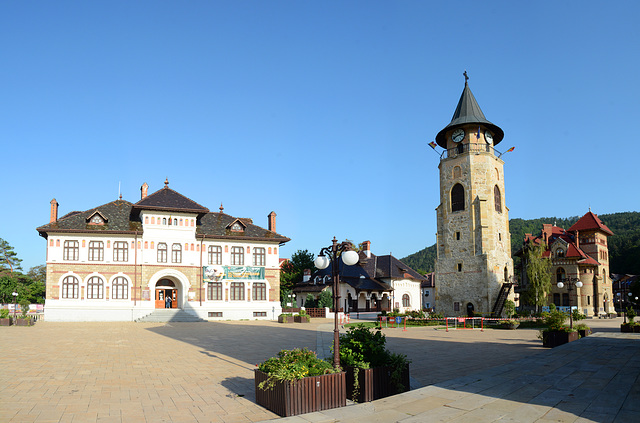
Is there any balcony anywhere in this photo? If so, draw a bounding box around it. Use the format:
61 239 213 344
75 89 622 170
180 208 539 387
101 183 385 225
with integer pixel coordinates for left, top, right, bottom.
441 142 497 160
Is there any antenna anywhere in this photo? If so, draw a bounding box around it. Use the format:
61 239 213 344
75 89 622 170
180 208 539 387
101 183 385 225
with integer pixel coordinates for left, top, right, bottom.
118 181 121 199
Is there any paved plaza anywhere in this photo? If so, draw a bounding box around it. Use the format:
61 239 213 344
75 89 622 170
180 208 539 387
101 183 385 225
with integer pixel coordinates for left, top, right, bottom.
0 318 636 423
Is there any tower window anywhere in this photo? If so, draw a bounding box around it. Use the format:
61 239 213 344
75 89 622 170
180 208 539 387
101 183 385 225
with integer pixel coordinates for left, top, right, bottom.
457 263 463 272
451 184 465 212
494 185 502 213
456 232 461 240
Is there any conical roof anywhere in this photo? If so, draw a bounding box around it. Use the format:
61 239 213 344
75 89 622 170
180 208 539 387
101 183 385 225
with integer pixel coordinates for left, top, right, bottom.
435 81 504 148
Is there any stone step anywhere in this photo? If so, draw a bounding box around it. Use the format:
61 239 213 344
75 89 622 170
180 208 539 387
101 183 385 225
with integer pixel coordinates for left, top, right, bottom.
136 309 207 323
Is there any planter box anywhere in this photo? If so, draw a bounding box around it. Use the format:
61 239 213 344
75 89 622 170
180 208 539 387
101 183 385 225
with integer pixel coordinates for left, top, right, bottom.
294 315 310 323
0 318 12 326
634 325 640 333
499 322 520 330
345 364 410 402
255 369 346 417
542 331 579 348
15 318 32 326
621 324 633 333
278 316 295 324
578 328 591 338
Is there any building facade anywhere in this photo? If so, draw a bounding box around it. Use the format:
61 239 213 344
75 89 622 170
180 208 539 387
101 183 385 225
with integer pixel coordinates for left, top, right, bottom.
37 180 289 321
518 211 614 317
293 241 424 314
434 77 515 317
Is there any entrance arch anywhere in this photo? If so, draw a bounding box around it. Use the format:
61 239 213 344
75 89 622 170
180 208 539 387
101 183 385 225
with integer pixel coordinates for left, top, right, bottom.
148 269 191 310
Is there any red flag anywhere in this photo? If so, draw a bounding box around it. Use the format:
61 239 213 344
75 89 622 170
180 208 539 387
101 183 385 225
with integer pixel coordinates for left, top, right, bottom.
506 146 515 153
428 141 437 149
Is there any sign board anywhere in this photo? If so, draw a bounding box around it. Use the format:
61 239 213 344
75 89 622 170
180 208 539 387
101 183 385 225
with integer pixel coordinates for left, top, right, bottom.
204 266 265 281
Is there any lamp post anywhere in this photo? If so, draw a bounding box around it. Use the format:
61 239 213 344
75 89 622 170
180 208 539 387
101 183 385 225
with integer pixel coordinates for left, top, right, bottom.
557 277 582 329
315 237 359 370
12 291 18 319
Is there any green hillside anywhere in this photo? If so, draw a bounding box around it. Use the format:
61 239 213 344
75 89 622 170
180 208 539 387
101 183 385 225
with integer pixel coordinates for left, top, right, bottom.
401 212 640 275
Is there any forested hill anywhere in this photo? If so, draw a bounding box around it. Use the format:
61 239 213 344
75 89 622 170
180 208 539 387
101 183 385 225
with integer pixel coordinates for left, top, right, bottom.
401 211 640 275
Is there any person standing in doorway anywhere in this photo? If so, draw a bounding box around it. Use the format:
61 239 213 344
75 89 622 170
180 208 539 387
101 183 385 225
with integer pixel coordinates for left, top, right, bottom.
165 293 172 309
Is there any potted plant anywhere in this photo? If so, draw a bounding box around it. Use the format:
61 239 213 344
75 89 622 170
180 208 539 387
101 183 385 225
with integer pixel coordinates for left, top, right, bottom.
277 313 295 324
255 348 345 417
575 323 592 338
0 308 11 326
539 304 578 348
338 324 410 402
294 309 310 323
15 300 33 326
621 307 638 333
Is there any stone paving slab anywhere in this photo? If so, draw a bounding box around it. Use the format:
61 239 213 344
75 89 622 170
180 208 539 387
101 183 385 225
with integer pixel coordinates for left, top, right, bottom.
0 317 633 422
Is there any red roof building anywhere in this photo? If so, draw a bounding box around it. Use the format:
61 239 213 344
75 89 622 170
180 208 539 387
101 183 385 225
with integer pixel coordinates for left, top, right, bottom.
517 210 614 317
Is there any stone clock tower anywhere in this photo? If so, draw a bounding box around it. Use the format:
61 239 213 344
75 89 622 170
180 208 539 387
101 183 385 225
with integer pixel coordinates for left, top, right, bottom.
434 75 514 317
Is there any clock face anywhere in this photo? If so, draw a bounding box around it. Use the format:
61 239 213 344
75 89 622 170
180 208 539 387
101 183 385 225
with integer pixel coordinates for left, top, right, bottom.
452 128 465 143
484 130 493 144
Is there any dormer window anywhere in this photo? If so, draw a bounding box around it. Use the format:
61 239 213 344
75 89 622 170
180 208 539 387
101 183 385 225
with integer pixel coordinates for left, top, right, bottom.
227 219 247 233
87 211 107 225
556 248 565 258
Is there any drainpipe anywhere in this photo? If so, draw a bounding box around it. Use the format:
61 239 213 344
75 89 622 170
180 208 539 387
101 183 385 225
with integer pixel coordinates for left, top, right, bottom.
134 231 138 306
200 235 204 306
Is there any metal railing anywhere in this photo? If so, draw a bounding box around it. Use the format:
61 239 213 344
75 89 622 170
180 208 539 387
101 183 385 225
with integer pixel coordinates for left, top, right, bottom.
442 142 497 160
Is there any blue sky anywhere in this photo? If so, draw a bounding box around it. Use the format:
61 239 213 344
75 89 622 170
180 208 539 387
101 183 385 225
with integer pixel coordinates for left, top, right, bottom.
2 1 639 271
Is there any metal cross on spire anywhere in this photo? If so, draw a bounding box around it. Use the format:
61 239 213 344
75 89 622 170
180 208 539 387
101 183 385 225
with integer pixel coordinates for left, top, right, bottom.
463 70 469 84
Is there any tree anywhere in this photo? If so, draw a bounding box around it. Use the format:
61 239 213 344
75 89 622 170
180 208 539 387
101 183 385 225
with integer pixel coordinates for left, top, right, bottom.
318 289 333 308
521 240 552 313
0 238 22 273
280 249 316 294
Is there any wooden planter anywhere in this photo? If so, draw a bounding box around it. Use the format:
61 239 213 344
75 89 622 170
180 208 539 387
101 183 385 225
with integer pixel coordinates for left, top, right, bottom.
0 318 12 326
634 325 640 333
278 316 295 324
15 318 32 326
578 328 591 338
345 364 410 402
294 315 310 323
255 369 346 417
499 322 519 330
621 324 633 333
542 330 579 348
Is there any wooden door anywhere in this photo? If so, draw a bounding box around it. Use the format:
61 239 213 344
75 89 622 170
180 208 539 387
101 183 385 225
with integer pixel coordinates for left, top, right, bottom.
155 289 165 309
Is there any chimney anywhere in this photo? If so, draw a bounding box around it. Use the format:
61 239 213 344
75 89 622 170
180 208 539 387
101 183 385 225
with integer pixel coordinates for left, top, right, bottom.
362 240 371 258
50 198 59 223
141 183 149 200
575 230 579 249
268 211 276 233
303 269 311 283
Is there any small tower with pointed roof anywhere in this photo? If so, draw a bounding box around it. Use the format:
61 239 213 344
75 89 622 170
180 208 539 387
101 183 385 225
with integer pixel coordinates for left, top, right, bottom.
434 75 514 317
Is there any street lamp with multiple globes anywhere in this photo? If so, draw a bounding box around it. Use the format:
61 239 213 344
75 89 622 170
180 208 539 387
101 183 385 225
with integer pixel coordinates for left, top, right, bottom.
314 237 360 370
557 277 582 329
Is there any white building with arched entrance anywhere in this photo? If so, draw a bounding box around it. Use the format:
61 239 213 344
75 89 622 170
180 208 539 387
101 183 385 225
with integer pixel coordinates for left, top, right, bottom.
37 179 290 321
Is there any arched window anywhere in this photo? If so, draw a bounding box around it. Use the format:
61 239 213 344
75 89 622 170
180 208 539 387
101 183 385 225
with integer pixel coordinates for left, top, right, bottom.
451 184 465 212
504 266 509 282
208 245 222 265
172 243 182 263
556 267 566 283
494 185 502 213
112 276 128 300
556 248 564 258
253 283 266 301
230 282 245 301
157 243 167 263
61 275 79 299
162 218 167 225
402 294 410 307
86 276 104 299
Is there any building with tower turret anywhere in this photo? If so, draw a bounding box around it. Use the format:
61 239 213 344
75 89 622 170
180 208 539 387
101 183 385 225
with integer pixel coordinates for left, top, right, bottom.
517 210 614 317
434 75 514 317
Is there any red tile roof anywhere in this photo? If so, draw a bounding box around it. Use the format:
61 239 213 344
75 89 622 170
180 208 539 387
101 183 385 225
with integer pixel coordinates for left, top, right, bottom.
569 211 614 236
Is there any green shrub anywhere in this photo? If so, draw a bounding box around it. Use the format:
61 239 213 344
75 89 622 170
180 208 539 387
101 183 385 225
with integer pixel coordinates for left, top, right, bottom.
19 299 30 318
572 309 586 321
257 348 335 390
318 290 333 308
627 307 637 323
503 300 515 318
0 309 9 318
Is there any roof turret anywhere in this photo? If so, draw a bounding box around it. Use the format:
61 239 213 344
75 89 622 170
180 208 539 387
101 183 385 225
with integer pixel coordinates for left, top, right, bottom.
435 73 504 148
